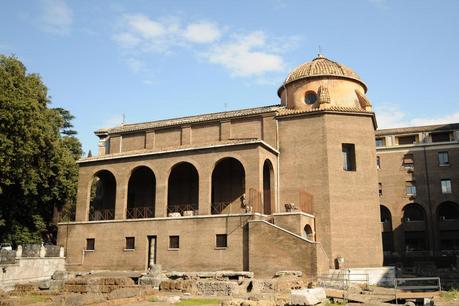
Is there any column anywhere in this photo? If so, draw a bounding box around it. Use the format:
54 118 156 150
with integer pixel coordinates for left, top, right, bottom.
198 172 212 215
155 171 168 217
114 174 128 220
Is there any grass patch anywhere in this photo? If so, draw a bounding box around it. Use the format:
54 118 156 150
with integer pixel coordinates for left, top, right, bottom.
175 298 221 305
440 289 459 301
148 296 161 302
325 300 347 306
18 294 51 304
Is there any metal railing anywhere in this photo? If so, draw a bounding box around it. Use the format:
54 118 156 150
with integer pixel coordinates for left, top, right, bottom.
126 207 154 219
167 204 198 216
394 277 441 304
211 202 231 214
89 209 114 221
317 272 369 291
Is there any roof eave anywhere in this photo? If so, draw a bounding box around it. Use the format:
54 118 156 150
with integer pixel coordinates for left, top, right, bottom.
277 75 368 97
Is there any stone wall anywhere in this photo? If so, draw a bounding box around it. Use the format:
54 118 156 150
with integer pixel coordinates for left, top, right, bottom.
248 220 324 278
0 257 65 290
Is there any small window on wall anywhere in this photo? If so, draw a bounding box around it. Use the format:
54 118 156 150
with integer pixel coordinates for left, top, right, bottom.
86 238 95 251
441 179 452 194
169 236 179 249
438 152 449 166
216 234 228 248
397 135 417 145
406 181 416 196
431 131 451 143
379 183 383 196
376 156 381 169
402 154 414 170
375 138 385 147
304 91 317 105
342 144 356 171
125 237 135 250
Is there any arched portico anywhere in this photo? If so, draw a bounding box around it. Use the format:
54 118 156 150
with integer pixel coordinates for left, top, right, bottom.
402 203 427 253
167 162 199 215
211 157 245 214
263 160 275 215
89 170 116 221
380 205 394 253
437 201 459 252
127 166 156 219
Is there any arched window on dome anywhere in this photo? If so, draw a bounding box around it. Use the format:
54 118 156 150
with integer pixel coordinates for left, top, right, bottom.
304 91 317 105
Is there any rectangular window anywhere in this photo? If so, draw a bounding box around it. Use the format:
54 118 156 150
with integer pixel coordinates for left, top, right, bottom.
376 156 381 169
375 137 385 147
406 181 416 196
216 234 228 248
342 144 356 171
397 135 417 145
169 236 179 249
378 183 383 196
125 237 135 250
402 154 414 171
86 238 95 251
431 131 451 143
441 179 452 194
438 151 449 166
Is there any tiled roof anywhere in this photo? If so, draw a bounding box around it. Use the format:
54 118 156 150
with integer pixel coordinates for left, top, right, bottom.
276 106 372 117
97 105 283 134
95 104 375 136
376 123 459 136
78 138 276 163
281 55 367 93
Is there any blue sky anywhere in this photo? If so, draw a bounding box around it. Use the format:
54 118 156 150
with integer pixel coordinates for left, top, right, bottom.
1 0 458 155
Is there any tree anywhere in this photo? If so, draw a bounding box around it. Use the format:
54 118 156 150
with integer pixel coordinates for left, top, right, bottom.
0 55 81 244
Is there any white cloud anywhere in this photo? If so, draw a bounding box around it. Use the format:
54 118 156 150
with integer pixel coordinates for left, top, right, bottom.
126 57 144 72
113 32 141 48
101 114 124 128
206 31 285 77
113 15 291 79
183 22 221 43
124 14 165 39
375 103 459 129
410 113 459 126
114 14 183 53
39 0 73 35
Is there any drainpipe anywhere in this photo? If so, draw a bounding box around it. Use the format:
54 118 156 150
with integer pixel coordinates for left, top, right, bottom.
276 119 281 213
423 145 435 255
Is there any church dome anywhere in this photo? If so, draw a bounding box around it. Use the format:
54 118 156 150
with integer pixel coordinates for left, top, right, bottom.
280 55 367 95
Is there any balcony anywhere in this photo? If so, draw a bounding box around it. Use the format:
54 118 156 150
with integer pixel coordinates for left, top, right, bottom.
89 209 114 221
126 207 154 219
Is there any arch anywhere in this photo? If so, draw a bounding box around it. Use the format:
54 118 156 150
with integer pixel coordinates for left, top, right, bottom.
380 205 394 253
127 166 156 219
304 224 314 241
437 201 459 251
402 203 427 252
167 162 199 215
211 157 245 214
437 201 459 221
263 159 275 215
402 203 425 222
89 170 116 221
380 205 392 224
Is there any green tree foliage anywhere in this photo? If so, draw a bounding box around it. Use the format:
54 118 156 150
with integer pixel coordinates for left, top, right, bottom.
0 55 81 244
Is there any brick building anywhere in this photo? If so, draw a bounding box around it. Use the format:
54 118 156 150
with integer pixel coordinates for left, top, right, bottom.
57 55 384 277
376 124 459 267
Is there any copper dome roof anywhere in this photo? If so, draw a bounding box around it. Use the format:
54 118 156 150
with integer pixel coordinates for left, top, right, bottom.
280 55 367 94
